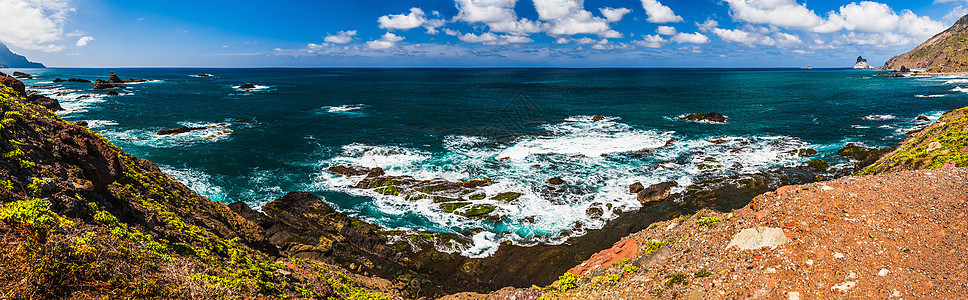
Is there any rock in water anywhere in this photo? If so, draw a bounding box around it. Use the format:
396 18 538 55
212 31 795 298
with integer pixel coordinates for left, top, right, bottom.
629 182 645 193
678 112 726 123
636 181 677 203
156 123 228 135
853 56 871 69
108 72 124 83
93 78 123 89
12 71 32 79
547 177 566 185
106 90 119 96
837 143 894 171
591 115 605 122
238 83 257 89
900 65 911 73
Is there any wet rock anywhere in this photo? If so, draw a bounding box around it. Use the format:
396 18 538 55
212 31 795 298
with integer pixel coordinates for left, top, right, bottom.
328 165 374 177
238 83 257 89
547 177 565 185
837 143 894 171
806 159 829 172
678 112 726 123
900 65 911 73
75 120 88 127
797 148 818 157
108 72 124 83
93 78 124 89
106 90 119 96
726 227 788 250
916 115 930 122
53 78 91 83
629 182 645 193
27 93 63 111
196 73 212 77
12 71 32 79
156 123 227 135
591 115 605 122
636 181 677 204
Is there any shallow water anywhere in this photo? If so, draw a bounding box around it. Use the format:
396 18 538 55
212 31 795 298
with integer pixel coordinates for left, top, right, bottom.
11 67 968 257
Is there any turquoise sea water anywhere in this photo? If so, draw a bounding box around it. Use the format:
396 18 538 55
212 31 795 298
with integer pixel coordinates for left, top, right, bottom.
11 68 968 256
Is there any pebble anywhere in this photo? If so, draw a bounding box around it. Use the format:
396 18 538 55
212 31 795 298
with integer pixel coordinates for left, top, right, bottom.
878 268 890 276
831 281 857 292
833 252 845 259
788 292 800 300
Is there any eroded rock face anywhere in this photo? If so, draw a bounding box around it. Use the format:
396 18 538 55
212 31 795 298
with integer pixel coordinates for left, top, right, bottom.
0 72 26 96
678 112 727 123
27 93 63 111
837 143 894 171
93 78 124 89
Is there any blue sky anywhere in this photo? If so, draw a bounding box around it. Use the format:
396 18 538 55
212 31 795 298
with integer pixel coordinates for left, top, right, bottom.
2 0 966 67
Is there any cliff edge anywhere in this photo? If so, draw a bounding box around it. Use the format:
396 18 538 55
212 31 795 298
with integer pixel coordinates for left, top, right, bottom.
883 14 968 72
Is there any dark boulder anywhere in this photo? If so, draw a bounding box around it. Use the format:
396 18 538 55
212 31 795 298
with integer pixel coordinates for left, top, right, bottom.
678 112 727 123
899 65 911 73
93 78 124 89
591 115 605 122
54 78 91 83
837 143 894 171
635 181 677 203
629 182 645 193
27 93 63 111
238 83 257 89
806 159 829 172
0 72 26 97
196 74 212 77
328 165 384 177
156 123 227 135
547 177 566 185
108 72 124 83
915 115 930 122
12 71 32 79
106 90 119 96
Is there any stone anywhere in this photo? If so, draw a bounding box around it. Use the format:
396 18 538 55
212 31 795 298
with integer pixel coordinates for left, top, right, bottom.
831 281 856 292
632 245 673 268
926 141 942 152
106 90 119 96
93 78 124 89
726 227 788 250
916 115 930 122
678 112 727 123
566 238 638 276
547 177 565 185
108 72 124 83
629 182 645 193
156 123 227 135
12 71 32 79
0 72 26 97
238 83 257 89
27 94 63 111
591 115 605 122
636 181 677 203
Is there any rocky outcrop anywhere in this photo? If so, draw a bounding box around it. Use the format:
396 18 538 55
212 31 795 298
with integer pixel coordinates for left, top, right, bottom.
0 72 26 97
837 143 894 172
238 83 257 89
156 123 228 135
678 112 726 123
860 106 968 174
853 56 871 69
106 90 119 96
108 72 124 83
26 93 63 111
629 181 677 203
53 78 92 83
12 71 32 79
92 78 124 89
883 14 968 73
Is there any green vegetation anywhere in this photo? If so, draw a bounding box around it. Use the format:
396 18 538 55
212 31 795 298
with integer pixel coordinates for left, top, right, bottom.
557 272 578 291
696 217 721 227
0 179 12 190
492 192 522 202
325 274 394 300
0 198 56 230
694 270 712 278
467 193 486 200
458 204 496 217
593 273 620 283
860 107 968 174
644 240 667 254
806 159 829 172
374 186 400 195
664 274 689 288
623 264 639 274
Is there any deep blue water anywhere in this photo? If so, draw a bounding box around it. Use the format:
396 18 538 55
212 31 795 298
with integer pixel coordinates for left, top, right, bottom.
10 68 968 256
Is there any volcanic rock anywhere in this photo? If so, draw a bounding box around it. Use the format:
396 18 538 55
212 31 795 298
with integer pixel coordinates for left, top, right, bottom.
93 78 124 89
0 72 26 97
27 93 63 111
238 83 257 89
678 112 727 123
636 181 677 203
12 71 32 79
156 123 228 135
106 90 119 96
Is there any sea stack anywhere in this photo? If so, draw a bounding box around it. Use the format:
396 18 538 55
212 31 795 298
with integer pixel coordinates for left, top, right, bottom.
853 56 871 69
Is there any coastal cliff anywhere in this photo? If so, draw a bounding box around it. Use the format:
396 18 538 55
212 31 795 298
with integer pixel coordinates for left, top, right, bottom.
0 42 44 69
883 14 968 72
0 76 396 298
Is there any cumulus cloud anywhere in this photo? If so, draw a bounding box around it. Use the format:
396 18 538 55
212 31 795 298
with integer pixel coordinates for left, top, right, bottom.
635 34 666 48
599 7 631 22
324 30 357 44
656 26 677 35
533 0 617 37
723 0 824 29
640 0 683 23
456 0 517 24
366 32 405 49
458 32 533 45
75 35 93 47
671 32 709 44
379 8 427 30
0 0 73 51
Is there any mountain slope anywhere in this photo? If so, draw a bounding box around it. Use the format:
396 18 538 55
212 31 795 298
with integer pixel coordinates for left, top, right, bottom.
0 42 44 68
882 15 968 72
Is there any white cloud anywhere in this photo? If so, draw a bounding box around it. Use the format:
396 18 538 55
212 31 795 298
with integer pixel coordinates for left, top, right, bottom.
723 0 824 29
600 7 631 22
899 10 946 41
671 32 709 44
379 8 427 30
640 0 683 23
0 0 72 51
533 0 617 37
458 32 532 45
366 32 405 49
575 37 597 44
697 19 719 32
533 0 583 20
832 2 899 33
656 26 677 35
324 30 357 44
456 0 517 24
841 32 911 46
944 6 968 24
75 35 93 47
443 28 461 36
635 34 666 48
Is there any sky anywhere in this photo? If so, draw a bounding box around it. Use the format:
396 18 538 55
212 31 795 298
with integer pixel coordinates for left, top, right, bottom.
1 0 967 67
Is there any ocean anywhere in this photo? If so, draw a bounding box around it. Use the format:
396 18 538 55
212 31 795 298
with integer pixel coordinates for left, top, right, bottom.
12 67 968 257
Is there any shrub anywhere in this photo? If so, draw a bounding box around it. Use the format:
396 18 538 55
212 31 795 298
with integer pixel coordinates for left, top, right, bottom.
557 272 578 291
696 217 721 227
0 198 55 230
